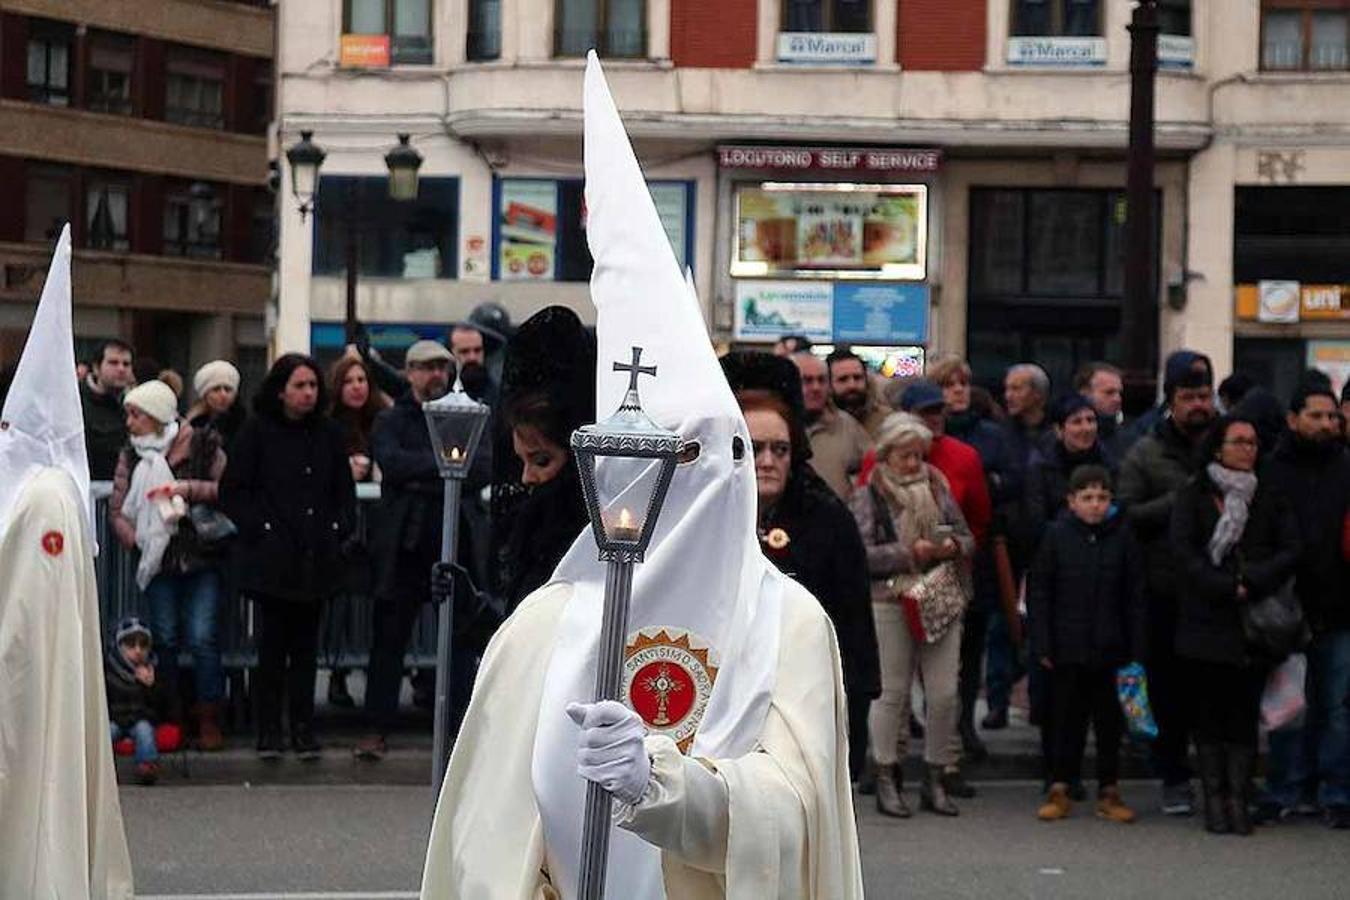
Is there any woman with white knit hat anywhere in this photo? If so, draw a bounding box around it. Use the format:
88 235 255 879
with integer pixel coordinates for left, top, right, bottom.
188 359 245 453
109 377 229 751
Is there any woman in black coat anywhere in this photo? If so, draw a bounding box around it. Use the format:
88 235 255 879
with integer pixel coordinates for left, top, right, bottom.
221 354 356 760
1025 393 1118 551
721 352 880 783
1171 415 1299 835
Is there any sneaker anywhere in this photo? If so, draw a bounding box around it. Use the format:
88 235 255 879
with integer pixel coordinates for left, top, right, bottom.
1161 782 1195 816
1096 786 1136 824
256 730 284 761
292 726 322 761
1038 783 1072 821
1326 805 1350 830
134 761 160 786
353 733 387 761
981 706 1009 730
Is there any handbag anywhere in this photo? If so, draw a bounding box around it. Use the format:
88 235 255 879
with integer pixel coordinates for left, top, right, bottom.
187 504 238 544
898 561 967 644
1239 578 1308 661
1261 652 1307 733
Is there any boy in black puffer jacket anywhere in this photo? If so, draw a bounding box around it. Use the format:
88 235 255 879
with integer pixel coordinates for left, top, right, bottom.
105 617 172 785
1028 466 1147 824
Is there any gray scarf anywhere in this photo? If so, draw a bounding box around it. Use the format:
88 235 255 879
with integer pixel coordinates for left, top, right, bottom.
1205 462 1256 566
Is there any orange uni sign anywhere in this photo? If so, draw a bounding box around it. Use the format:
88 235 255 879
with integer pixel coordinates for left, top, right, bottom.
340 34 391 69
1235 282 1350 323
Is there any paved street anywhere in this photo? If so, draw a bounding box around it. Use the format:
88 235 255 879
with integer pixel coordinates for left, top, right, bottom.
125 781 1350 899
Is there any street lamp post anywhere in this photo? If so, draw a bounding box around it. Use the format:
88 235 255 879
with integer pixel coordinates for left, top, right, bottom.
285 131 424 345
422 378 492 790
570 347 681 900
1124 1 1160 384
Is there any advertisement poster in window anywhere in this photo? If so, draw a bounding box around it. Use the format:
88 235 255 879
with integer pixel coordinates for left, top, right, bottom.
499 180 557 281
734 183 926 280
734 281 833 343
833 283 930 344
1307 341 1350 396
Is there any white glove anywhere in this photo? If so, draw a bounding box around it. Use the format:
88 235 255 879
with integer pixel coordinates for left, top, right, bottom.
566 700 651 806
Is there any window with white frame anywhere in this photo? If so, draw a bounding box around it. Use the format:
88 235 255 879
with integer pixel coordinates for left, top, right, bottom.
1011 0 1101 36
555 0 646 58
164 183 223 259
86 32 135 115
166 50 225 129
86 179 131 252
344 0 434 65
782 0 871 32
467 0 502 60
26 20 73 106
1262 1 1349 71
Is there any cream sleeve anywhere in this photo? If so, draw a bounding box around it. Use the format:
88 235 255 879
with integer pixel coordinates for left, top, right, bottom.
614 735 730 874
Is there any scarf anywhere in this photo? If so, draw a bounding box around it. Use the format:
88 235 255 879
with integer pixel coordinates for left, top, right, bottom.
873 463 943 594
1206 462 1256 566
124 421 181 588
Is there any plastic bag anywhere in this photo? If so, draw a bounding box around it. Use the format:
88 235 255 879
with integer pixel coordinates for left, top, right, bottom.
1116 662 1158 741
1261 653 1307 733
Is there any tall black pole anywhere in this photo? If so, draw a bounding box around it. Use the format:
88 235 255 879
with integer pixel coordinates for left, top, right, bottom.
1124 1 1159 381
344 181 359 345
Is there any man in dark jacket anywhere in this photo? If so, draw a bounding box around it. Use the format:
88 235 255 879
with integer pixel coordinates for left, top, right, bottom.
80 339 135 480
1117 364 1216 815
356 341 476 760
1262 384 1350 828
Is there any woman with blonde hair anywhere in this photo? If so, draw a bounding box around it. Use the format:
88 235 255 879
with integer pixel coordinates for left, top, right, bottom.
849 412 975 818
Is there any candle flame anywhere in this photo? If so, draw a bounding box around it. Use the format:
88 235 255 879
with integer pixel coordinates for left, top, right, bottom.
449 447 463 461
618 507 634 528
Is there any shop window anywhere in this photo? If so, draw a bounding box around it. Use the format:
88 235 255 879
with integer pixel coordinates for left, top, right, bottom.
24 165 74 243
344 0 434 65
467 0 502 61
555 0 646 58
1235 186 1350 283
782 0 871 33
1010 0 1102 37
166 50 226 129
86 32 135 116
732 181 926 280
312 176 459 279
495 178 692 281
26 20 73 106
1262 1 1350 70
86 179 131 252
164 183 223 259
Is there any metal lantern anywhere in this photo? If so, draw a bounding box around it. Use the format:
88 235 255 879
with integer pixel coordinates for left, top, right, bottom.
285 130 326 221
570 345 680 900
385 133 424 202
571 347 681 563
423 378 491 480
422 376 491 790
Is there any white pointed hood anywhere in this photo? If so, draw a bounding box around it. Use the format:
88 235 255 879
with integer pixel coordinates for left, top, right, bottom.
531 54 784 898
0 226 93 550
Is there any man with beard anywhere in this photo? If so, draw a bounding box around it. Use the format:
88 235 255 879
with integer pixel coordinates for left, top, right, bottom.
356 341 477 760
828 349 889 439
1261 383 1350 828
1117 362 1217 816
792 350 872 499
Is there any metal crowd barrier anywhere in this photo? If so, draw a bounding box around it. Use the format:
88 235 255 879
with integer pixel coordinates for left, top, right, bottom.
91 481 441 672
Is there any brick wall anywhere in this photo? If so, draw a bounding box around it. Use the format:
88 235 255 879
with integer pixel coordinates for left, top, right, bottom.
671 0 757 68
899 0 987 71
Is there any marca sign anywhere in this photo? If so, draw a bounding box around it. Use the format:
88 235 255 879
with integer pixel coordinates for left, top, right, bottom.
1007 37 1107 67
777 32 876 65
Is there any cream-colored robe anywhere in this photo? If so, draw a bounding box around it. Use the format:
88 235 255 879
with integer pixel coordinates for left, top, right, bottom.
420 579 864 900
0 468 135 899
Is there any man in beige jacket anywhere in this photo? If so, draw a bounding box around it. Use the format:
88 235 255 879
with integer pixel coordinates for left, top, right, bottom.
792 351 872 499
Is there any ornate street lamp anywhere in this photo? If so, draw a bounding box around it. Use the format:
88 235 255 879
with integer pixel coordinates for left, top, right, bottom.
571 346 681 900
284 130 325 222
385 133 424 202
422 376 492 789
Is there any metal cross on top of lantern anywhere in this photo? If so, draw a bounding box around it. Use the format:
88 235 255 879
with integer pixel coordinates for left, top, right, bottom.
570 345 681 900
421 375 491 790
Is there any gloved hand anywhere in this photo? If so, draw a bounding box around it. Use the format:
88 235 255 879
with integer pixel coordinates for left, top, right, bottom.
566 700 651 806
429 561 476 606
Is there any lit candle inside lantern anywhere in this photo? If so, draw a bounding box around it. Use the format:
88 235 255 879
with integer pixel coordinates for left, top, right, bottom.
611 506 640 541
445 446 463 463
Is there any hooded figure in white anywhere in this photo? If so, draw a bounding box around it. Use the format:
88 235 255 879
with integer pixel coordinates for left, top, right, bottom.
419 55 863 900
0 226 136 899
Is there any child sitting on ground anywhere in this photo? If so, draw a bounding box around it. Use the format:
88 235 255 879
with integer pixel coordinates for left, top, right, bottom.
1027 465 1147 823
106 617 172 785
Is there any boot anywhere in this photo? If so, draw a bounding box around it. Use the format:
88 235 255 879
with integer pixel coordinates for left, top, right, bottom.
193 702 225 752
1038 782 1071 821
941 766 977 799
1225 744 1254 836
875 765 912 818
921 765 959 816
1095 785 1136 824
1197 742 1230 834
959 718 988 763
858 752 877 796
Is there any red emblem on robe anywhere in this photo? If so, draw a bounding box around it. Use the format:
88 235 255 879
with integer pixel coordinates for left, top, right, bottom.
41 531 64 557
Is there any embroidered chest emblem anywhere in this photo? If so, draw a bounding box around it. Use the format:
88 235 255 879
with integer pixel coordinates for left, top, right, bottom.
41 531 64 557
623 627 719 754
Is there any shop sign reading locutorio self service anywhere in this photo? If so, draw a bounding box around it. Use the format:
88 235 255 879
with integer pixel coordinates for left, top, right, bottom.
717 146 942 175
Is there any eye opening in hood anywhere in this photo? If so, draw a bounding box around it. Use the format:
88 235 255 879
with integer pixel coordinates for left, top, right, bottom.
677 441 701 466
731 435 746 463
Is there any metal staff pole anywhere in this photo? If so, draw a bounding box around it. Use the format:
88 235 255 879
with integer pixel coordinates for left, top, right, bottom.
575 558 635 900
431 475 462 790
